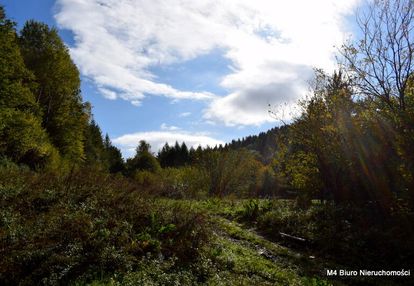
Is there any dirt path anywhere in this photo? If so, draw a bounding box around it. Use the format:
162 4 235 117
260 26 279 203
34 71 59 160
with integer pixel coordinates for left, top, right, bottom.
210 215 338 285
211 215 405 286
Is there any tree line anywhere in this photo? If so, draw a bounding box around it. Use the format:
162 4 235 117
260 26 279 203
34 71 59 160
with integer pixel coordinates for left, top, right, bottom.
2 0 414 211
0 5 279 199
0 6 123 172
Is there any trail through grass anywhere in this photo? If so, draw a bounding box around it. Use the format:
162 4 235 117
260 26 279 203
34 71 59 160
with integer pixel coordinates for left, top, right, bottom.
208 216 330 286
195 199 404 286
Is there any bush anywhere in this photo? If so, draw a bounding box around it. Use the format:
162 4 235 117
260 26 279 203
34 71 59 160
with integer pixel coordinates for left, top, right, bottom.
241 199 414 268
0 167 211 285
130 167 208 199
158 167 208 199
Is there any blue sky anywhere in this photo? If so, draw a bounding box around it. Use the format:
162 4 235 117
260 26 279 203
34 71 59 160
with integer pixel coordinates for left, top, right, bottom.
2 0 362 157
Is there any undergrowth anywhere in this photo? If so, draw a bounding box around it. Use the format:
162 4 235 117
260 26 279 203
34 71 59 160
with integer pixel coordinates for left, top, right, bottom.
0 166 210 285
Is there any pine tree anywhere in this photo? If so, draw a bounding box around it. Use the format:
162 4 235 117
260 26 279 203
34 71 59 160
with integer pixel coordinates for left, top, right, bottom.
83 119 107 168
103 134 124 173
125 140 160 175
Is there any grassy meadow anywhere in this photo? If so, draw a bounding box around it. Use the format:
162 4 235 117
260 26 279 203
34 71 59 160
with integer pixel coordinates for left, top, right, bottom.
1 164 413 285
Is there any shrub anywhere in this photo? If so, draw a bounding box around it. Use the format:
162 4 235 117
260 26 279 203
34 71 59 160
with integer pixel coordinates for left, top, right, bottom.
0 167 211 285
158 167 208 199
243 199 414 269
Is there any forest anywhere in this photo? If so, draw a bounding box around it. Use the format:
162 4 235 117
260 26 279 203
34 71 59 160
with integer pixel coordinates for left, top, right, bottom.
1 0 414 285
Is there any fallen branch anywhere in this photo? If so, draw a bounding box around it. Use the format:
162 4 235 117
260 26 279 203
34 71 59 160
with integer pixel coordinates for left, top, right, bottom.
279 232 306 242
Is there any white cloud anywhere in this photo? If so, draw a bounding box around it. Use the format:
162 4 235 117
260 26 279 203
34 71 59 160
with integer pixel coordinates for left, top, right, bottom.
204 63 313 125
179 112 192 117
54 0 217 104
113 130 225 158
160 123 180 131
55 0 361 125
99 88 117 100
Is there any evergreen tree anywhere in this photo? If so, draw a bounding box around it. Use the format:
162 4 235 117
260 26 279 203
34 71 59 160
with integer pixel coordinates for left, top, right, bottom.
157 141 191 167
103 134 124 173
179 142 189 165
126 140 160 175
83 119 107 168
157 142 173 167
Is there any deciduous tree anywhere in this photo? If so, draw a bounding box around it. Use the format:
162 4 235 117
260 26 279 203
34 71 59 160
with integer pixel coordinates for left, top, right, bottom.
19 21 89 164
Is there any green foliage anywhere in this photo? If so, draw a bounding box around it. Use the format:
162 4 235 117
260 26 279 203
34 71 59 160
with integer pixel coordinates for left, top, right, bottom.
129 166 208 198
0 167 210 285
157 166 208 198
157 141 191 168
103 134 124 173
84 119 108 169
198 148 264 197
274 69 413 211
125 141 160 176
236 199 414 270
239 199 261 221
19 20 89 164
129 147 277 199
83 121 124 173
258 167 280 197
290 70 356 202
104 258 198 286
0 109 58 167
0 7 58 168
225 126 286 163
132 170 159 190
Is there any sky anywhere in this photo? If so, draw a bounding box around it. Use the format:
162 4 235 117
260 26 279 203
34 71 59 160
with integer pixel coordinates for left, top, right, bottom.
2 0 362 158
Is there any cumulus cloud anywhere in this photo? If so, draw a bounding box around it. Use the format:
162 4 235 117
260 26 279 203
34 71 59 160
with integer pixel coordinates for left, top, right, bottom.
205 62 314 125
113 130 225 158
54 0 218 104
55 0 361 126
